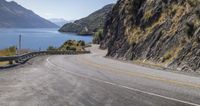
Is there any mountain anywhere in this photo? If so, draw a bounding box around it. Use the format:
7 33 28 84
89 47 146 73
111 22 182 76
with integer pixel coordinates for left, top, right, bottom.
49 18 73 27
100 0 200 72
0 0 58 28
59 4 114 35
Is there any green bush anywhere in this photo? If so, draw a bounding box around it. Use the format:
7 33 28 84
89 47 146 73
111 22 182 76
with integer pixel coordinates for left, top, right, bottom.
66 46 76 51
78 40 85 46
93 29 104 44
47 46 57 51
59 40 86 51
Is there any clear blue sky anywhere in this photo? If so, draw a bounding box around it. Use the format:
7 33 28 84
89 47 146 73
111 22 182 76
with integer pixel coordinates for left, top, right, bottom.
6 0 117 20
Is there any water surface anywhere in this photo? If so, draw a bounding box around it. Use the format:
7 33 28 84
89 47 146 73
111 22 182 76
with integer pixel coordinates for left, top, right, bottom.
0 28 92 50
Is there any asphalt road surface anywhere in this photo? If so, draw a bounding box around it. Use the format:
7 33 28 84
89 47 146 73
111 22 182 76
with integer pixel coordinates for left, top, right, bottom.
0 45 200 106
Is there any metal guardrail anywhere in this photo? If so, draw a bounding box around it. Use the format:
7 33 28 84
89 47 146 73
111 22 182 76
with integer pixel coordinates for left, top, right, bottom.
0 50 90 64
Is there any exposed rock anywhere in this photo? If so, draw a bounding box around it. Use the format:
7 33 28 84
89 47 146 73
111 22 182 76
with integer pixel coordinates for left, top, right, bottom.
101 0 200 72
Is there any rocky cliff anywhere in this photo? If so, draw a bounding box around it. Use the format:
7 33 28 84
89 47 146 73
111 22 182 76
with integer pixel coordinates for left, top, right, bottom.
59 4 114 35
0 0 58 28
101 0 200 72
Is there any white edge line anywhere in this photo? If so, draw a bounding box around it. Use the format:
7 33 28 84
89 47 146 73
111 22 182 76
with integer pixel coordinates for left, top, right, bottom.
46 57 200 106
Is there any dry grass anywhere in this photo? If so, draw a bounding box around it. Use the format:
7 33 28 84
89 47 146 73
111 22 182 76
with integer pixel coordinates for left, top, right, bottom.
0 47 16 66
144 9 153 20
0 51 15 56
164 4 187 37
162 45 183 63
128 11 166 44
0 46 16 56
191 17 200 28
127 0 199 45
0 62 9 66
187 0 200 6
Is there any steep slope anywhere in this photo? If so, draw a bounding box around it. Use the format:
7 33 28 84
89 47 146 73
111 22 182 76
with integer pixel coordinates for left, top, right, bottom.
59 4 114 35
0 0 58 28
101 0 200 72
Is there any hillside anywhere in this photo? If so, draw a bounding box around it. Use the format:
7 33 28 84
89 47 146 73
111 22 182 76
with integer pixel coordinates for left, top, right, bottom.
59 4 114 35
0 0 58 28
100 0 200 72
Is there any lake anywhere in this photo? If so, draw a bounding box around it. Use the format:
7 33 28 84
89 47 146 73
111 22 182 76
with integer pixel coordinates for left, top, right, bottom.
0 28 93 50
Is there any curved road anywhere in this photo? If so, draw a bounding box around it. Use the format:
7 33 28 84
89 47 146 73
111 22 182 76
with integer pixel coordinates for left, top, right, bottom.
0 45 200 106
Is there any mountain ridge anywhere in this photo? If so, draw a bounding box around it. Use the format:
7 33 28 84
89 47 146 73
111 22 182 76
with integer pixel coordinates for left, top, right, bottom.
0 0 58 28
59 4 114 35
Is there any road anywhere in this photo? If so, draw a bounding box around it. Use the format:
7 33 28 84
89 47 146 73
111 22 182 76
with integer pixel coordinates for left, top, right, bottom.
0 45 200 106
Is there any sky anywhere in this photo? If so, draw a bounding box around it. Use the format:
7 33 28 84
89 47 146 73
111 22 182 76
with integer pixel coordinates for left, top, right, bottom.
6 0 117 20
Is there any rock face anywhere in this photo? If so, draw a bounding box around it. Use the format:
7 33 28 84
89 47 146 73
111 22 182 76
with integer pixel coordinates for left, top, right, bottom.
101 0 200 72
59 4 114 35
0 0 58 28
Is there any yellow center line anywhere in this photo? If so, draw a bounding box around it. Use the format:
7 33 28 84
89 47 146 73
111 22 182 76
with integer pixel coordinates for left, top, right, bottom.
79 56 200 89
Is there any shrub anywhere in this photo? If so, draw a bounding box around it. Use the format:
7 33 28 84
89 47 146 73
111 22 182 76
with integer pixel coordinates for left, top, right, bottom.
59 40 85 51
93 29 103 44
66 46 76 51
187 0 200 6
162 53 172 63
47 46 57 51
78 40 85 46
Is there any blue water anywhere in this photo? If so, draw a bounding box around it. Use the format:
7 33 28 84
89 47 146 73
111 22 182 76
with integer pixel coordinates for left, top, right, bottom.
0 28 92 50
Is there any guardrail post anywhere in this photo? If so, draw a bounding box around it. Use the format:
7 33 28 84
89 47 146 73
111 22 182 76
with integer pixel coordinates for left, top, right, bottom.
15 59 19 63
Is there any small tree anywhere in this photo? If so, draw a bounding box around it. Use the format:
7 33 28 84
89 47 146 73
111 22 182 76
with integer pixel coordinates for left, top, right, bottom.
66 46 70 50
47 46 57 51
78 40 85 46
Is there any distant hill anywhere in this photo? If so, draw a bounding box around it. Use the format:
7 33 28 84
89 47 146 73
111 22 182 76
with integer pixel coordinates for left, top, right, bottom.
59 4 114 35
0 0 58 28
49 18 73 27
